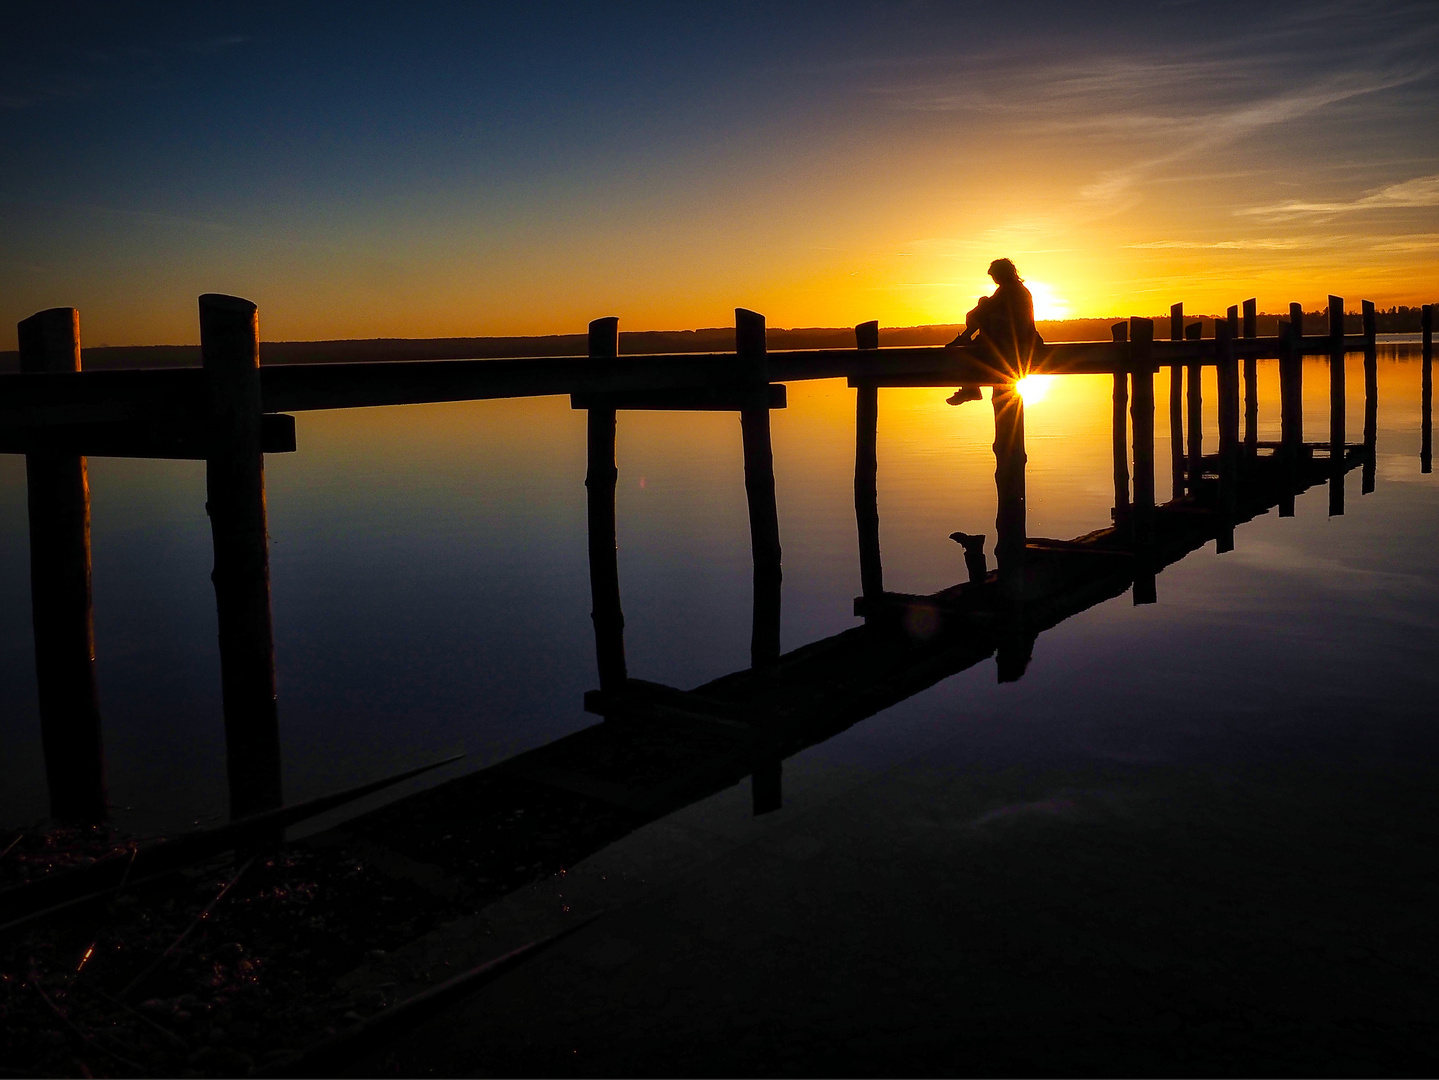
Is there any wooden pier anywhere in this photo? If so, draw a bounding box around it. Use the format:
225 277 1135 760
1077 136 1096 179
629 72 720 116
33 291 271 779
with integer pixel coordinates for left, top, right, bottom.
1 292 1430 824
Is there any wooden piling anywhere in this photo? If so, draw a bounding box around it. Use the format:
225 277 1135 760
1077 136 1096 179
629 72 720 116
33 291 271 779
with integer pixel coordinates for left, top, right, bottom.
1243 298 1258 457
19 308 106 822
1283 319 1306 517
1328 296 1345 517
1216 320 1239 549
585 317 627 695
1362 300 1377 494
1129 318 1157 603
1168 306 1184 500
1279 309 1304 517
1110 322 1130 531
854 324 883 600
1423 305 1432 474
991 383 1029 679
992 385 1027 568
737 309 782 668
1186 322 1203 496
950 532 988 583
200 294 282 819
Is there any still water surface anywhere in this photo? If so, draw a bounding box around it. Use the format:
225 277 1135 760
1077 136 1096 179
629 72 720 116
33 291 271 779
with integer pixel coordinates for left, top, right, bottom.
1 350 1436 834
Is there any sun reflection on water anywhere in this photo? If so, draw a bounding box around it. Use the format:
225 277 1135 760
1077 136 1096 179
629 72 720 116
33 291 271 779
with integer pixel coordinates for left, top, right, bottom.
1015 374 1055 404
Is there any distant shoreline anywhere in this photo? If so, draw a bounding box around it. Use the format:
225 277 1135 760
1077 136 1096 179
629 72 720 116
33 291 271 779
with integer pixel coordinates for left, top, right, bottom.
0 315 1427 373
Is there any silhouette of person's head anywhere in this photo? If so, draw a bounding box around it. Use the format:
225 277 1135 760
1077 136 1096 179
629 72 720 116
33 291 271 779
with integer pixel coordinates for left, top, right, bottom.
988 258 1021 285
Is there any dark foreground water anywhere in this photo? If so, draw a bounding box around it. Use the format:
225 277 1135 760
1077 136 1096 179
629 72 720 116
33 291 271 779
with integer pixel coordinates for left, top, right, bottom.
3 347 1437 1073
3 349 1435 830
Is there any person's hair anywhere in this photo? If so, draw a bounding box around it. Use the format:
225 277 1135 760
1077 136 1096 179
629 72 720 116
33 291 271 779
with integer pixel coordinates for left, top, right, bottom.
988 258 1021 283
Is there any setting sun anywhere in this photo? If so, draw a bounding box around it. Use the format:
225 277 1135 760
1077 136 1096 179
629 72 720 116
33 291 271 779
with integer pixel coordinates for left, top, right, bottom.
1025 281 1069 321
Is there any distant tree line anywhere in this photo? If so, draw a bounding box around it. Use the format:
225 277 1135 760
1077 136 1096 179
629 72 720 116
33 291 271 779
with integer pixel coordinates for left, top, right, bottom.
2 308 1431 372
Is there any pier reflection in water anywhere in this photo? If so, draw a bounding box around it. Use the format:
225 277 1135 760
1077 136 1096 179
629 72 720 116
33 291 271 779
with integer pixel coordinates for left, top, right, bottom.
1 315 1426 834
3 303 1439 1071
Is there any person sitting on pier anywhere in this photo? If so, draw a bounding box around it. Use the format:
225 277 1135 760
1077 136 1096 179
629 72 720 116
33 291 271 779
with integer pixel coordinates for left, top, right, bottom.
947 259 1043 392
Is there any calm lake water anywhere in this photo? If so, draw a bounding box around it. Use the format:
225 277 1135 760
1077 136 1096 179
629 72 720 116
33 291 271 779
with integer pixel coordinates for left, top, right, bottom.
2 348 1436 835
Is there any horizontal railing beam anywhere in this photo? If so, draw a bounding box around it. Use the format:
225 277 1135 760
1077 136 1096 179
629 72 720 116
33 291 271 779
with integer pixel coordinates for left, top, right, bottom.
0 333 1390 431
0 414 296 458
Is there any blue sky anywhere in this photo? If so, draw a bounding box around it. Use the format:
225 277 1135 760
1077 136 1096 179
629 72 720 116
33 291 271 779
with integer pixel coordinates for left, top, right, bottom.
3 1 1437 345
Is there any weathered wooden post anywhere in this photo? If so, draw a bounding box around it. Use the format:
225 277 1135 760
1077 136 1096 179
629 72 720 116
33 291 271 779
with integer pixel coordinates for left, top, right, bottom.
1362 300 1377 494
1186 321 1203 497
1169 304 1184 499
1279 305 1305 517
1328 296 1346 517
1216 319 1239 550
201 294 283 819
1110 321 1130 533
19 308 107 822
853 321 883 602
1423 305 1433 474
738 308 782 668
991 383 1030 679
1130 317 1157 604
585 317 628 695
1243 298 1258 458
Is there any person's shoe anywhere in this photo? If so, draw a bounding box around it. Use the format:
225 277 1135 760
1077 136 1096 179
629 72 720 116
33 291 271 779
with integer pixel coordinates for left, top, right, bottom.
946 385 982 405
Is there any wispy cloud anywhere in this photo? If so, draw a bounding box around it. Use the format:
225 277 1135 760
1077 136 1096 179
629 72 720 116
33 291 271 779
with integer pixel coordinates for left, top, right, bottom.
865 3 1438 217
1073 68 1431 213
1127 239 1305 250
1368 232 1439 252
1238 174 1439 219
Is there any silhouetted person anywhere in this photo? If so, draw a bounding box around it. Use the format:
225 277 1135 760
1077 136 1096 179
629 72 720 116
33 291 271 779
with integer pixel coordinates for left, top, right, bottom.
948 258 1042 379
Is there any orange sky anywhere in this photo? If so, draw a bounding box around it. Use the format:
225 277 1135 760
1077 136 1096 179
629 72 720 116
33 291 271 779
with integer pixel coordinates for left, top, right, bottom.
2 4 1436 348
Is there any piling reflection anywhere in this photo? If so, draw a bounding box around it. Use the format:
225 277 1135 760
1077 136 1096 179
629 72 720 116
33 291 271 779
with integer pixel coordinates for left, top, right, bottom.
1425 305 1434 474
19 308 107 824
5 310 1408 849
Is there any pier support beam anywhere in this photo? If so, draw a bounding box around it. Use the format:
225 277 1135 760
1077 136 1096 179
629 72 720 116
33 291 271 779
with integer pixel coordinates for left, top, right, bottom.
1362 301 1377 494
1110 322 1130 534
201 294 282 819
738 309 782 669
854 321 883 602
1243 299 1258 459
1279 307 1304 517
1328 296 1346 517
20 308 107 823
1422 305 1432 475
585 317 628 695
992 384 1029 680
1186 326 1203 497
1169 304 1184 500
1216 320 1239 551
1130 318 1157 604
